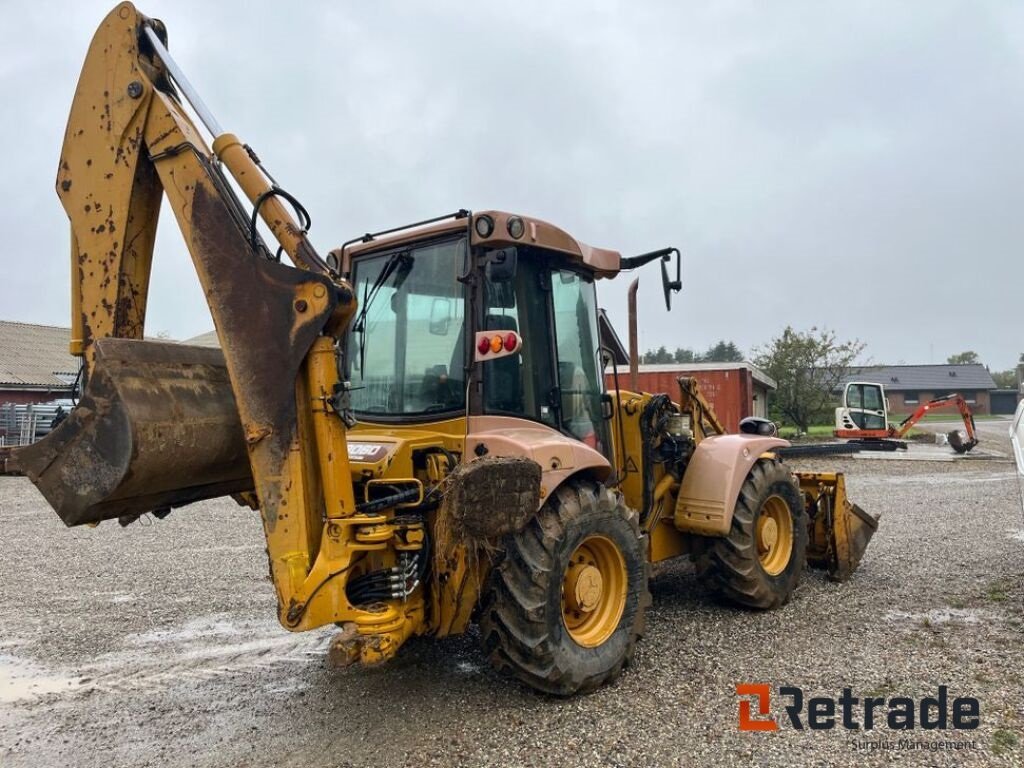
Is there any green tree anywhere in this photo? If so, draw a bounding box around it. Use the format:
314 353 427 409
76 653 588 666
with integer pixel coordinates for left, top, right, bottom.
992 369 1016 389
673 347 697 363
642 345 673 364
947 351 980 365
754 327 866 432
702 340 744 363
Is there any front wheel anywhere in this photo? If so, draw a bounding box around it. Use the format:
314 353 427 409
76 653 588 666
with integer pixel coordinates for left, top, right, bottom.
696 459 807 610
479 480 649 696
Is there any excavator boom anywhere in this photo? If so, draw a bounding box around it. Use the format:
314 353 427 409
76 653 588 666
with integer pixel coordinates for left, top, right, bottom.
894 394 978 453
15 3 383 641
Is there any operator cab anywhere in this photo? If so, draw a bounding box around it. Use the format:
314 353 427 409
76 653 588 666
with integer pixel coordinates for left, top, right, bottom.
335 211 617 457
836 381 889 431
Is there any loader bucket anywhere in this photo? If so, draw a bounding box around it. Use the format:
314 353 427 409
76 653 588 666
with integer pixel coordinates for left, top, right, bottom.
15 338 253 527
799 472 880 582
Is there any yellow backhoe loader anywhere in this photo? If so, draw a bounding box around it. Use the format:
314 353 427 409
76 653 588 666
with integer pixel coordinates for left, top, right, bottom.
16 3 879 695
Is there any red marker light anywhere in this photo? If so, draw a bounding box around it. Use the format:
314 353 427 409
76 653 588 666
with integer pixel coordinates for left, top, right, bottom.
477 337 490 355
504 332 518 352
490 335 503 353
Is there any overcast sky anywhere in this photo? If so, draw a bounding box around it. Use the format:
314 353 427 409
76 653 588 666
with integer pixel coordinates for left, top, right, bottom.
1 1 1021 369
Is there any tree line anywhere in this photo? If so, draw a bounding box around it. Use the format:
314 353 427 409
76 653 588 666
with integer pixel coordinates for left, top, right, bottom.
641 340 744 364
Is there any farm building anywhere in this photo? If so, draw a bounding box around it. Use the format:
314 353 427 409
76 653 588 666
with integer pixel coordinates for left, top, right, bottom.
0 321 78 406
837 364 998 415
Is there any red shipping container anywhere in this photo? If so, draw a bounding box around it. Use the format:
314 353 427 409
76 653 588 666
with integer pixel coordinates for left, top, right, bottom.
604 363 773 434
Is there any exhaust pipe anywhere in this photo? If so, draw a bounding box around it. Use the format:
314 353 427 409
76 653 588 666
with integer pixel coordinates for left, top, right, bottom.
628 278 639 392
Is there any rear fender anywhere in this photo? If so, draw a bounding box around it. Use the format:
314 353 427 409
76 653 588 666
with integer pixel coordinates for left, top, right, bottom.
674 434 790 536
465 415 611 511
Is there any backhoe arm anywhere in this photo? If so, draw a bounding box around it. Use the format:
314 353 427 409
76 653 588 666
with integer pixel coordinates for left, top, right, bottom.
16 4 417 646
894 393 978 452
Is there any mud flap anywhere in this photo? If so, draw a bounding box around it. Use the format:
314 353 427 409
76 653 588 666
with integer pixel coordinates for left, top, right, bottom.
800 472 880 582
15 338 252 526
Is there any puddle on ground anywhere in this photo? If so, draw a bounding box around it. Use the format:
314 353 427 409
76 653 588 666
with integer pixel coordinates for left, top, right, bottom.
1 618 335 701
0 655 83 703
884 608 995 626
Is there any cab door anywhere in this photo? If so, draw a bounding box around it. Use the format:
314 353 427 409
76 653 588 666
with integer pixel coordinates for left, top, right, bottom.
844 383 888 430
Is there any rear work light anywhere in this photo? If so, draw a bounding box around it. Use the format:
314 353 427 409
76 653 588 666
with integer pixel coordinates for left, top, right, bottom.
474 330 523 361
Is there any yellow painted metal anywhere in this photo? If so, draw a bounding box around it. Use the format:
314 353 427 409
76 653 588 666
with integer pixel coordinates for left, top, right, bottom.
677 376 724 442
561 535 627 648
800 472 879 582
211 133 322 272
307 337 357 519
756 495 793 576
44 2 429 664
607 390 647 515
57 4 163 367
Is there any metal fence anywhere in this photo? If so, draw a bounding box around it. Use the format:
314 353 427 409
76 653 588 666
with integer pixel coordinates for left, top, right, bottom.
0 401 72 447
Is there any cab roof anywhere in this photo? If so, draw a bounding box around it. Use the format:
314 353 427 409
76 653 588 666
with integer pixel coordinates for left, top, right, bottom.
331 210 621 278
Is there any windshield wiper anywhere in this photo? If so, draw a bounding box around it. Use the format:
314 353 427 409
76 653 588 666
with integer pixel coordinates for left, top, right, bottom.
353 250 414 373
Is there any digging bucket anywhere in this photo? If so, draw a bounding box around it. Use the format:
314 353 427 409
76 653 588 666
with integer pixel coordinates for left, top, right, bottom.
15 338 253 526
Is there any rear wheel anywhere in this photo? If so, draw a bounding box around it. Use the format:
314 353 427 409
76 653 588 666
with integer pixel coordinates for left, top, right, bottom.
697 459 807 609
479 480 649 696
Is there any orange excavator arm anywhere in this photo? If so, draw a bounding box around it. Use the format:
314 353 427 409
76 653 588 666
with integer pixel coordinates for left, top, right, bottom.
894 394 979 453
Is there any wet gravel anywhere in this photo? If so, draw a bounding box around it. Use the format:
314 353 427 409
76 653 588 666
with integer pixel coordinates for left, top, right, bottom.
1 424 1021 767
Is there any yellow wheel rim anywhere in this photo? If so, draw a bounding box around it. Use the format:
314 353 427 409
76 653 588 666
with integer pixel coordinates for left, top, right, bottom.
757 495 793 576
561 534 627 648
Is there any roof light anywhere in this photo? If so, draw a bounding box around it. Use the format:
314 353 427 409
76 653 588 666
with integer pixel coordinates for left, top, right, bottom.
477 336 491 355
507 216 525 239
474 215 495 238
490 335 504 354
504 332 518 352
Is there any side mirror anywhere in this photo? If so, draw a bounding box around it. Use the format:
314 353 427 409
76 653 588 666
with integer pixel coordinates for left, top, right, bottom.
485 247 518 284
660 249 682 311
429 298 452 336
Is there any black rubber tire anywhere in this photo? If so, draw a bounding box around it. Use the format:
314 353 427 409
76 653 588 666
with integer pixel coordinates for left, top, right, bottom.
696 459 807 610
479 480 650 696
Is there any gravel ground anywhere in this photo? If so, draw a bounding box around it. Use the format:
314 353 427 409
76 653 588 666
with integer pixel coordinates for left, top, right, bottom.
1 425 1021 767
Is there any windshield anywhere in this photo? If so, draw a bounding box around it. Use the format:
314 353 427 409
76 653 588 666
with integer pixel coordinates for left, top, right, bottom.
348 237 467 416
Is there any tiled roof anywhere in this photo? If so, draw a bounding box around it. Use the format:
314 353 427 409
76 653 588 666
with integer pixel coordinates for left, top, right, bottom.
838 364 996 392
0 321 79 388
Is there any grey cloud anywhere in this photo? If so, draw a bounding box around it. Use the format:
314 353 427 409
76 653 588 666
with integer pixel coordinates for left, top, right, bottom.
1 0 1020 367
